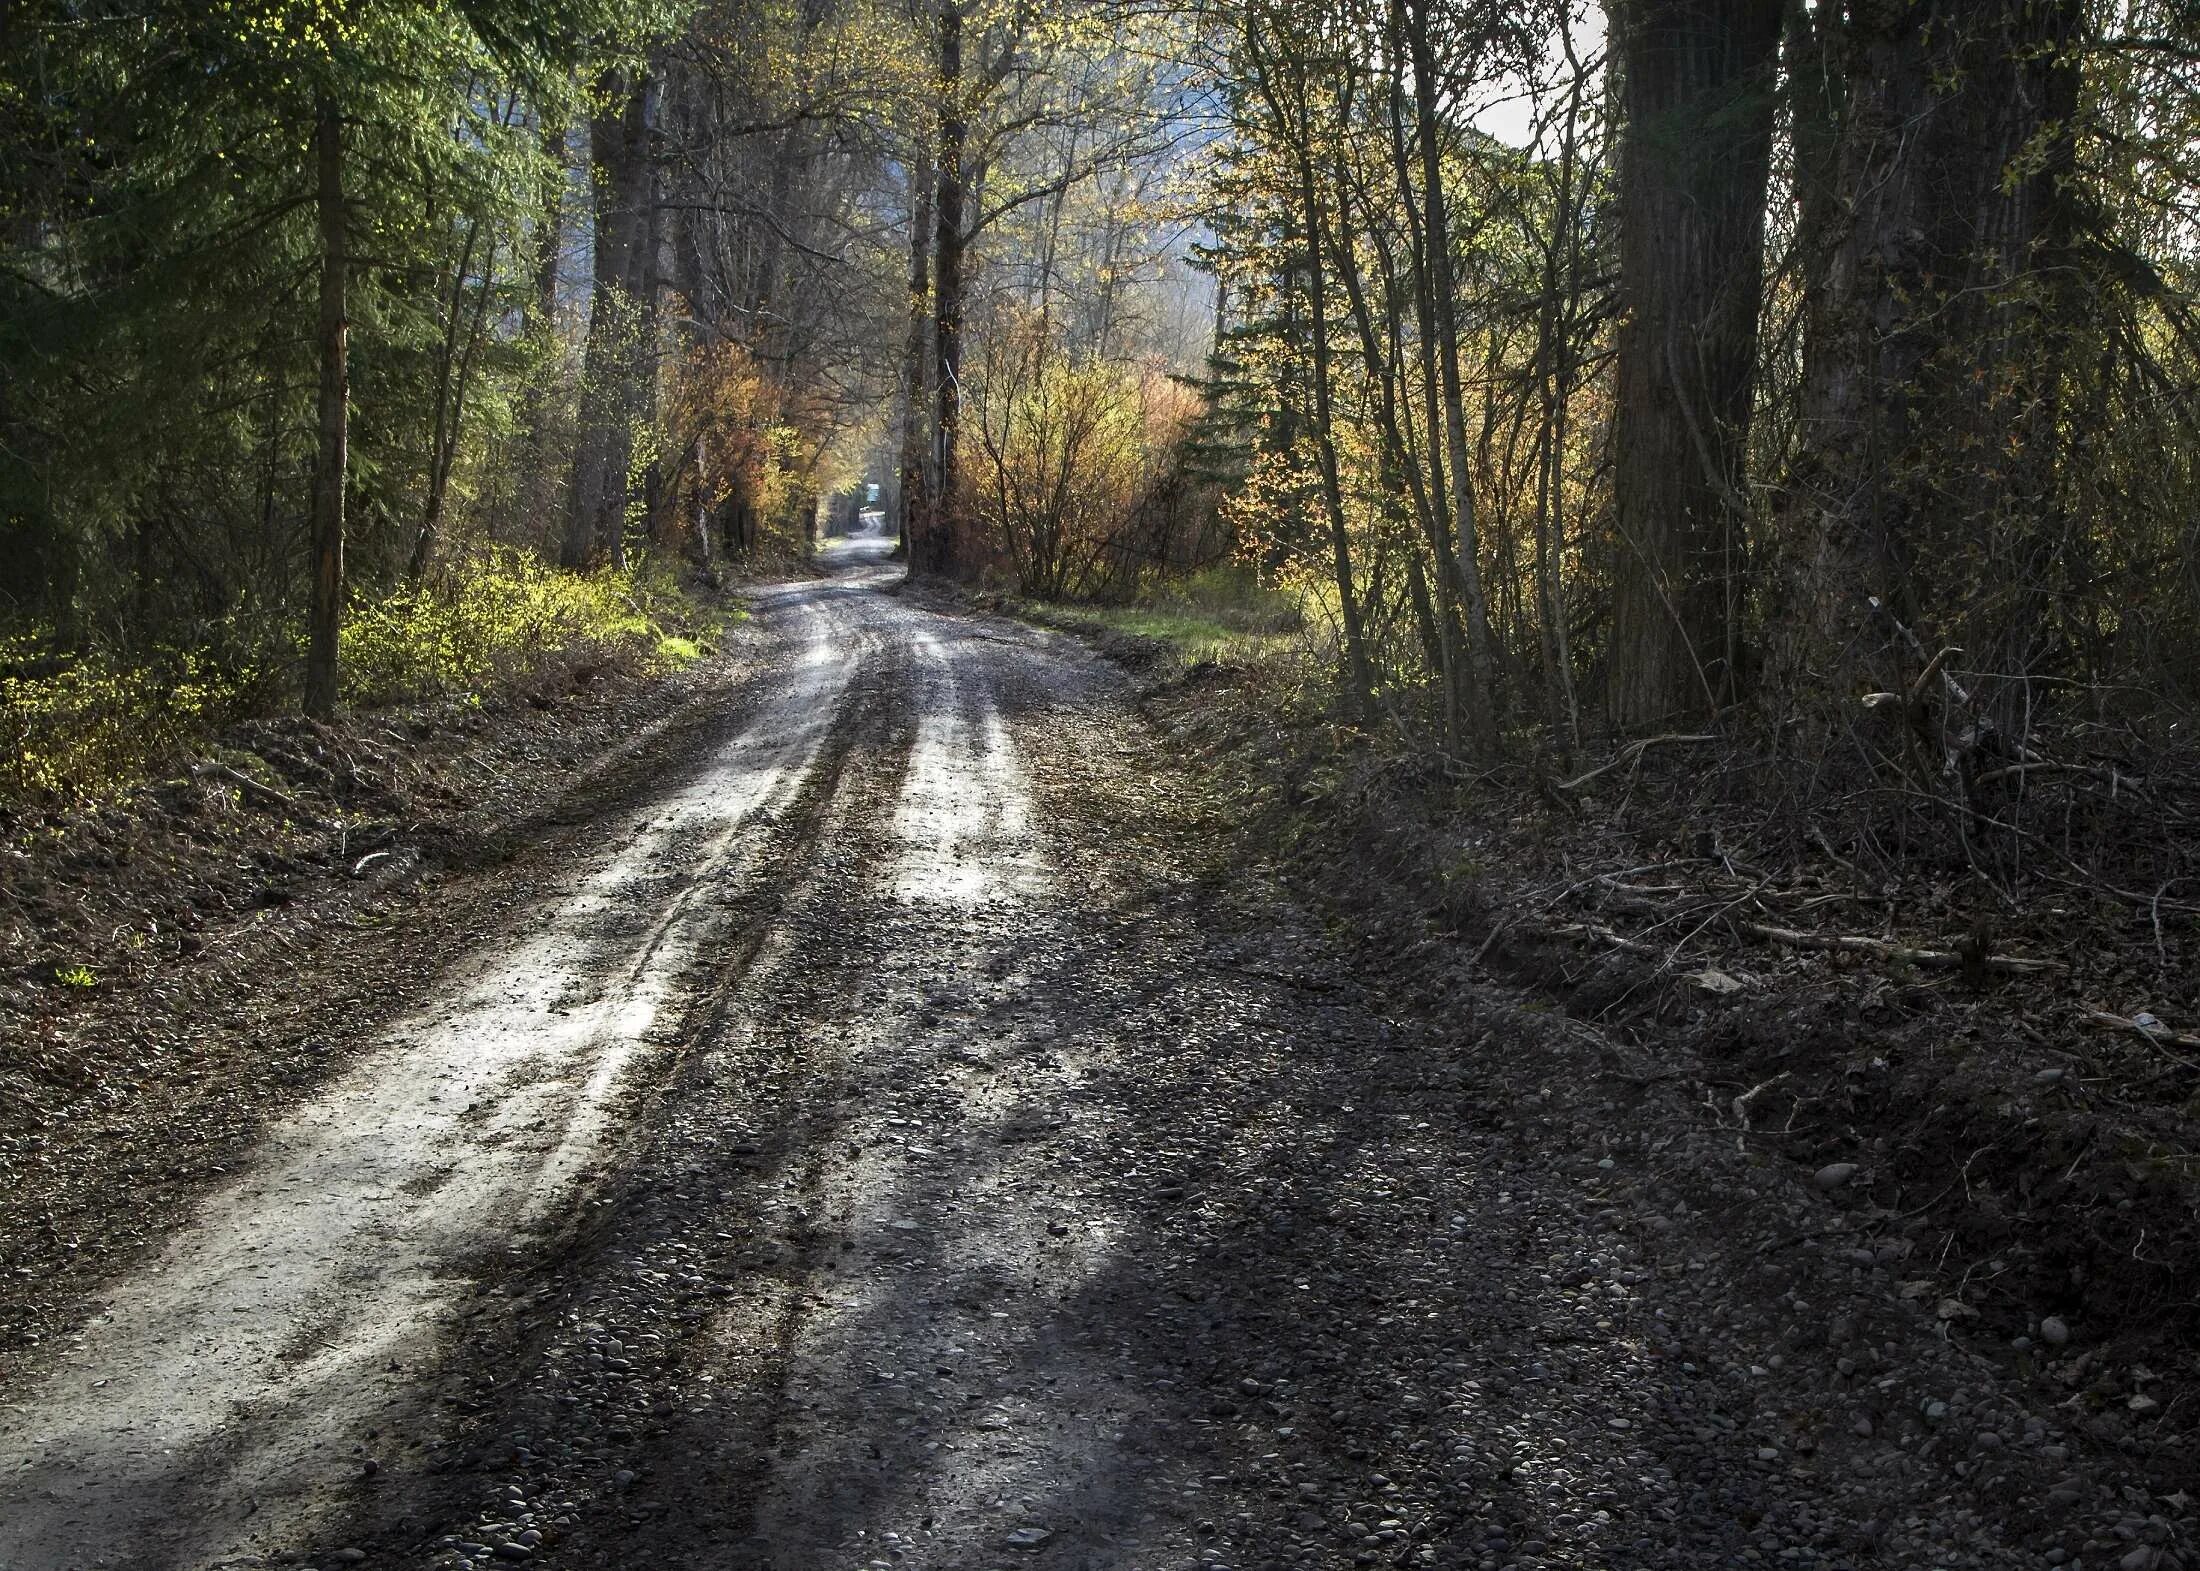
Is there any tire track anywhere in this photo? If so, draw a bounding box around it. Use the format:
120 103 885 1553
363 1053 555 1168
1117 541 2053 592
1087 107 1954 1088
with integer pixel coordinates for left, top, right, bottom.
0 547 898 1571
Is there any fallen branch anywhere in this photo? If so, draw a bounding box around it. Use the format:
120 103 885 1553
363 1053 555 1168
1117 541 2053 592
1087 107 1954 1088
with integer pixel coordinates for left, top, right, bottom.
1970 759 2144 794
2077 1010 2200 1052
1738 921 2064 975
1549 921 1662 958
1556 733 1717 793
197 762 330 829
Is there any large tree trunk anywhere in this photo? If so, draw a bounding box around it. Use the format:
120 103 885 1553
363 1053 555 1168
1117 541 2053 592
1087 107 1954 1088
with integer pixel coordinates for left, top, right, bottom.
303 92 349 720
1778 0 2084 710
563 69 654 570
922 0 967 579
1604 0 1783 728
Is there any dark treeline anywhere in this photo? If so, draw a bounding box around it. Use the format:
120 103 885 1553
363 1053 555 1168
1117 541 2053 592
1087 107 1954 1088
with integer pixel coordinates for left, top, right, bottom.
1206 0 2200 807
1 0 909 724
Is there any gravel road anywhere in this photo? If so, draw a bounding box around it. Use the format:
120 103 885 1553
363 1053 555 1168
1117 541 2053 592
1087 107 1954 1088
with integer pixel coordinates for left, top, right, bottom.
0 539 2181 1571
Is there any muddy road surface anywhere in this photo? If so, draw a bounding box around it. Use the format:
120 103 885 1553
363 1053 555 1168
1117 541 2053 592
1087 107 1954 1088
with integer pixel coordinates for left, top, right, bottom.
0 540 2164 1570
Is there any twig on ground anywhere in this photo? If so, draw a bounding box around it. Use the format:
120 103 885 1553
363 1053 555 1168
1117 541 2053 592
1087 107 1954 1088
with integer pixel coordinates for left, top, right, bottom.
2078 1009 2200 1056
1556 733 1716 793
197 762 330 830
1738 921 2063 975
1970 759 2145 794
1549 921 1662 958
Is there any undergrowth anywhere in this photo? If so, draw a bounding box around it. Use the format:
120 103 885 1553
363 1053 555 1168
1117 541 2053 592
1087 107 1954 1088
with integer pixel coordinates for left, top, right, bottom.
1038 563 1312 672
341 547 705 706
2 547 718 813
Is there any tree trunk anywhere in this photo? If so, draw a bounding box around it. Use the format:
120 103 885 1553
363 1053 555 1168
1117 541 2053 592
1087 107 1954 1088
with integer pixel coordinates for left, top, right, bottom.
411 220 489 581
1402 0 1498 751
303 92 348 720
520 114 570 548
923 0 967 578
1381 20 1464 747
533 116 567 328
1292 134 1375 720
1778 0 2084 705
563 68 653 570
1241 1 1375 716
1330 185 1455 730
897 131 935 560
1604 0 1783 728
632 72 665 547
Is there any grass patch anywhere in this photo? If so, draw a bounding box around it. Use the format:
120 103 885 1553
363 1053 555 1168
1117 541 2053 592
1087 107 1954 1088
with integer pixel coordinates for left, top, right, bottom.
342 547 701 706
1061 605 1293 666
654 634 706 667
1042 563 1309 669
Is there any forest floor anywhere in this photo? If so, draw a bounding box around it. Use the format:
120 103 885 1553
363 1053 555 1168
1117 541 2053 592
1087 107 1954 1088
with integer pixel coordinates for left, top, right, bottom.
0 539 2191 1571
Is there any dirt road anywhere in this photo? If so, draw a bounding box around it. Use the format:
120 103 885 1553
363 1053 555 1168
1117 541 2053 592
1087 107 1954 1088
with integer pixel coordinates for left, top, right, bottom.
0 541 2172 1570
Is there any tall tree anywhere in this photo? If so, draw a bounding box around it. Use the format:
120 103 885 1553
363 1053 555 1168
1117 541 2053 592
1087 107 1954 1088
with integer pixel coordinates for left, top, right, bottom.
922 0 969 576
304 91 350 719
1777 0 2086 710
1605 0 1783 727
897 129 938 550
1396 0 1502 751
565 66 658 569
1241 0 1377 716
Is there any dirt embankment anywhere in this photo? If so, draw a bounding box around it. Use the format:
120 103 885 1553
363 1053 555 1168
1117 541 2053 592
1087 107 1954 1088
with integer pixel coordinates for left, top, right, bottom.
1068 634 2200 1502
0 599 773 1367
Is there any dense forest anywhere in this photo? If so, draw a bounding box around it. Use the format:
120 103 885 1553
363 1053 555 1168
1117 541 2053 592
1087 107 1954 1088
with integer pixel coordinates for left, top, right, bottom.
8 0 2200 843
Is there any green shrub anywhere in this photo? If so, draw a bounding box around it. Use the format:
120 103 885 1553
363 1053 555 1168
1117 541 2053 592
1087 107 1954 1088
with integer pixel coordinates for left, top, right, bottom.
1150 563 1304 633
2 548 707 812
0 635 229 805
340 547 689 707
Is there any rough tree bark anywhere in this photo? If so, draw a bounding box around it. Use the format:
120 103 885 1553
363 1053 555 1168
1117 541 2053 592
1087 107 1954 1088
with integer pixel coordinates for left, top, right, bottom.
303 91 349 720
1778 0 2084 706
1604 0 1783 728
